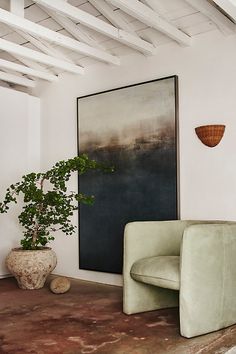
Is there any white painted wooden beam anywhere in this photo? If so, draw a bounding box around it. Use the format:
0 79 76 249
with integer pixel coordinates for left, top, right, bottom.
10 1 75 65
109 0 192 46
0 71 36 87
33 0 155 55
0 38 84 74
13 56 55 76
37 5 105 50
89 0 137 34
12 54 56 81
0 58 58 82
10 0 24 17
0 8 120 65
15 29 74 63
185 0 235 35
213 0 236 22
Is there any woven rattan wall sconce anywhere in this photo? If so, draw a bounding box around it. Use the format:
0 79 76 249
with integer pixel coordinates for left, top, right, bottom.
195 124 225 147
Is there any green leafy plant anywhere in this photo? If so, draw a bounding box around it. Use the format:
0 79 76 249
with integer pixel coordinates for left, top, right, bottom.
0 155 113 250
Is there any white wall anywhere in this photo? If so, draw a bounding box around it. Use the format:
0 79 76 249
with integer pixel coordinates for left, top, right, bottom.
35 30 236 286
0 87 40 277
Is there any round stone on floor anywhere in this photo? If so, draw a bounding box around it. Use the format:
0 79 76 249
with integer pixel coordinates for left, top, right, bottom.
50 277 71 294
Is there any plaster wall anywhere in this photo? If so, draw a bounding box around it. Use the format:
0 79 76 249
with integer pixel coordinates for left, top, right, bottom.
35 30 236 286
0 87 40 277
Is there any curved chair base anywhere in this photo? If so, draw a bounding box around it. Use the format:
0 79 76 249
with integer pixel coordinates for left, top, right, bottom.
123 220 236 338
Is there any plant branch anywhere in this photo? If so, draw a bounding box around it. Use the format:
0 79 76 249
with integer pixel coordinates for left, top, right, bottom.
0 154 114 249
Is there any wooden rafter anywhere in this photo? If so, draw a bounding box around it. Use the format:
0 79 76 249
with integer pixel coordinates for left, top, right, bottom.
0 58 58 81
109 0 192 46
10 0 76 64
212 0 236 23
0 37 84 74
0 8 120 65
10 0 24 17
13 56 55 76
89 0 138 34
185 0 235 35
0 70 36 87
15 30 75 63
36 5 105 50
33 0 155 55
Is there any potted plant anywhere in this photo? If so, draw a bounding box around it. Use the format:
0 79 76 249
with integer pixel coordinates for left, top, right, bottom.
0 155 112 290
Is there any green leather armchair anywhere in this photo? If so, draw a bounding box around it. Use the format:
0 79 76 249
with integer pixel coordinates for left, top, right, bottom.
123 220 236 338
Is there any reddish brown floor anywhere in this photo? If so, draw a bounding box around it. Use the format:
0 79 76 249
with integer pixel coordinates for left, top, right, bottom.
0 277 236 354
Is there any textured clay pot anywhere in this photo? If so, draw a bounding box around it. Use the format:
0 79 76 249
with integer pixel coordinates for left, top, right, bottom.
5 248 57 290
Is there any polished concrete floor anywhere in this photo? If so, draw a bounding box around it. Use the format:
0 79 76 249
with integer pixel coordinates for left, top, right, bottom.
0 277 236 354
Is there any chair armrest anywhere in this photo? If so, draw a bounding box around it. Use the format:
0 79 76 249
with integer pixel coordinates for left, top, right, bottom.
124 220 191 275
123 220 188 314
180 223 236 337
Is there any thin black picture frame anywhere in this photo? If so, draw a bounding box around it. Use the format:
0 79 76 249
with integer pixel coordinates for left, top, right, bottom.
77 75 179 274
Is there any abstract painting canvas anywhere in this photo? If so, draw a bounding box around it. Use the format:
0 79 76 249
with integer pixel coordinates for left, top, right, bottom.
77 76 178 274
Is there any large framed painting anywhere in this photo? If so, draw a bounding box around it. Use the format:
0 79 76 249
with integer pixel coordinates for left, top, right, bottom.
77 75 179 274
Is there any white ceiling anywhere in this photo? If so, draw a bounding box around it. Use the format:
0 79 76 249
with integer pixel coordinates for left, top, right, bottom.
0 0 235 90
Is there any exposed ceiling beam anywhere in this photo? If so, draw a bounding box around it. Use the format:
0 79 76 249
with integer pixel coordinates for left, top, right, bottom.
10 0 24 17
0 8 120 65
33 0 155 55
8 1 54 75
0 38 84 74
37 5 105 50
13 56 55 76
185 0 235 35
89 0 137 34
10 0 74 64
0 71 36 87
212 0 236 22
109 0 192 46
0 58 58 82
15 30 74 63
135 1 173 46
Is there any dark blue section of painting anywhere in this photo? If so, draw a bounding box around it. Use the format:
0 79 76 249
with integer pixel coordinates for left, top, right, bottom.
79 144 177 274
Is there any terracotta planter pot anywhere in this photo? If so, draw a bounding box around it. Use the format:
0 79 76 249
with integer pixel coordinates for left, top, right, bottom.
5 248 57 290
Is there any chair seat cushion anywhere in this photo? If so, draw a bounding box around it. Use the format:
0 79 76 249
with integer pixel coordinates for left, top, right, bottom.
130 256 180 290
